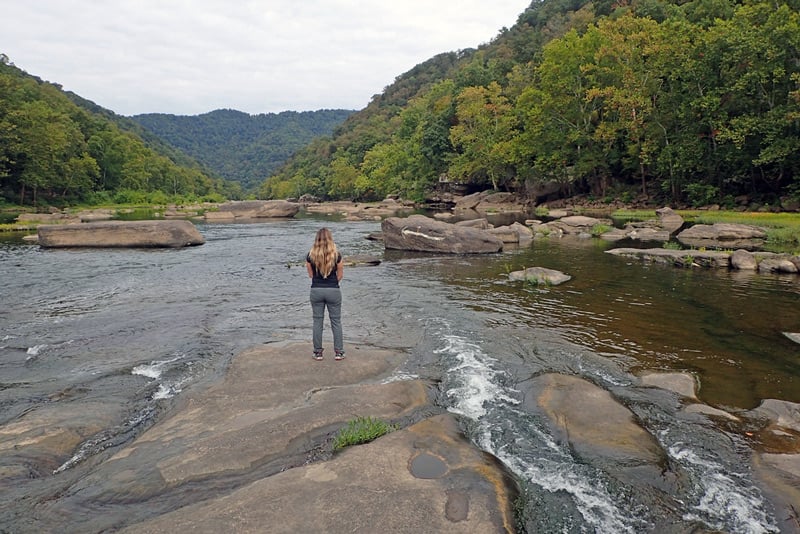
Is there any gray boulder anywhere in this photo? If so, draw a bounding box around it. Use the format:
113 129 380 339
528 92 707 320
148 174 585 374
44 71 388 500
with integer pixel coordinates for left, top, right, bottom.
731 249 758 270
749 399 800 433
382 215 503 254
38 220 205 248
758 256 799 274
655 207 685 234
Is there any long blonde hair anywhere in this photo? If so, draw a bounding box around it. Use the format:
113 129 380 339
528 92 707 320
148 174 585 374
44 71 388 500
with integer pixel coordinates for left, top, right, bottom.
308 228 338 278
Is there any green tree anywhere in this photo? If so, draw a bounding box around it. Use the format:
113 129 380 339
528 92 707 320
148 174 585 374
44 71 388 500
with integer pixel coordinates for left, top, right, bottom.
449 82 517 190
515 27 608 196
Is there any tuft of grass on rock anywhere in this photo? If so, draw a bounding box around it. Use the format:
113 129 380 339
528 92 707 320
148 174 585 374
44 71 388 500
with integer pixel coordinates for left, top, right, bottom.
590 223 612 237
332 416 397 451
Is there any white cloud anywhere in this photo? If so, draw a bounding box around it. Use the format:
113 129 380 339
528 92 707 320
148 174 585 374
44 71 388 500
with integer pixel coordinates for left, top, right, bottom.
0 0 528 116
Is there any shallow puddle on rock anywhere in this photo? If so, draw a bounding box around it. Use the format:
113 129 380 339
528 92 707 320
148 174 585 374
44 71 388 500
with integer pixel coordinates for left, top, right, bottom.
410 452 448 479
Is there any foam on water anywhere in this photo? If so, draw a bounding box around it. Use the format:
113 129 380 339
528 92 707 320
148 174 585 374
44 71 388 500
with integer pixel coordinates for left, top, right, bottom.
132 356 188 400
666 440 778 533
435 330 641 532
435 334 519 419
26 344 48 357
131 355 183 380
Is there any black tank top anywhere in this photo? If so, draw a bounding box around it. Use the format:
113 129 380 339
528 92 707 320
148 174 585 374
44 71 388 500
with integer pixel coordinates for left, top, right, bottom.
307 252 341 288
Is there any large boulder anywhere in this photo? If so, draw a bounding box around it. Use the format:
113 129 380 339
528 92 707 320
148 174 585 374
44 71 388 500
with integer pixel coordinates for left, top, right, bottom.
382 215 503 254
758 255 799 274
677 223 767 250
731 249 758 270
655 207 685 234
38 220 205 248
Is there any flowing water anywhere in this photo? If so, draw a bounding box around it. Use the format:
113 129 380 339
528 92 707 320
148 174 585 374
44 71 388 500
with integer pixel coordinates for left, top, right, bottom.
0 216 798 532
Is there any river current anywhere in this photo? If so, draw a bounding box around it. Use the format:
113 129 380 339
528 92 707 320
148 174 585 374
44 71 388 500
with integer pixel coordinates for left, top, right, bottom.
1 215 798 532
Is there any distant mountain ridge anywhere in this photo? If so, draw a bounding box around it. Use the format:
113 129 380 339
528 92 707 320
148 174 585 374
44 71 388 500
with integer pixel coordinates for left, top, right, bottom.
130 108 355 191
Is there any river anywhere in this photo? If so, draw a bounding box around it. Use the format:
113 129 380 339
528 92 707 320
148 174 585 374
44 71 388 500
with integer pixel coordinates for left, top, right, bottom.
1 215 798 532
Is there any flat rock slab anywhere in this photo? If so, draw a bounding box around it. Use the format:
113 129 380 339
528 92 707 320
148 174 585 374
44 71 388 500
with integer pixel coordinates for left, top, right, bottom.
605 247 731 268
677 223 766 250
38 220 205 248
121 415 517 534
209 200 300 219
45 342 517 532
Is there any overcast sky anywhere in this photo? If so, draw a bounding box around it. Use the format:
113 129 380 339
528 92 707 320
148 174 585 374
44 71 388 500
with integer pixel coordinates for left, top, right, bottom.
1 1 530 117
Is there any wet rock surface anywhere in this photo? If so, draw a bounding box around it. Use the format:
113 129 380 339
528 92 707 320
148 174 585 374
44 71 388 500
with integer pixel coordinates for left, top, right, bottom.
26 342 518 533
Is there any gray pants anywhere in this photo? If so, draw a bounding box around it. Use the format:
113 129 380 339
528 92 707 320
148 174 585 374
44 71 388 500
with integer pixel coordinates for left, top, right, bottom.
310 287 343 352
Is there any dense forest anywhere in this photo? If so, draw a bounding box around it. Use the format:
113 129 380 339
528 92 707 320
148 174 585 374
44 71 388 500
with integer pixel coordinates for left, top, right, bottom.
130 109 355 192
262 0 800 209
0 57 238 207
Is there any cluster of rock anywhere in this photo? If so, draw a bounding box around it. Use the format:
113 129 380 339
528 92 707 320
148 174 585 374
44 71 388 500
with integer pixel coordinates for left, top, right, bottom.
606 247 800 273
380 214 539 254
300 198 416 221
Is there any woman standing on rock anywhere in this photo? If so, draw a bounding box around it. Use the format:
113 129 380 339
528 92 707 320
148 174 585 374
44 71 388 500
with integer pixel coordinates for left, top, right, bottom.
306 227 345 361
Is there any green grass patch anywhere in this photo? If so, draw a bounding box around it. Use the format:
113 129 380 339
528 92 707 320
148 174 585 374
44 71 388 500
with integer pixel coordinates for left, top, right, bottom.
613 209 800 253
332 416 397 451
534 206 550 217
611 209 657 223
590 223 612 237
683 211 800 253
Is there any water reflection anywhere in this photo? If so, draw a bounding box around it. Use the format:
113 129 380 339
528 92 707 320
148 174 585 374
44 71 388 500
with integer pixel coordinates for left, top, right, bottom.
398 235 800 409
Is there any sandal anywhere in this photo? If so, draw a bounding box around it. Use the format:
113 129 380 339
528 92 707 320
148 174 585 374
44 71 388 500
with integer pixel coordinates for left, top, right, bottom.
313 349 324 361
334 350 345 361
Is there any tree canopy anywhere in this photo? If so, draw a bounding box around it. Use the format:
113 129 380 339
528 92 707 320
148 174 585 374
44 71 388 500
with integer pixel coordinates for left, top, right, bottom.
0 57 236 207
262 0 800 208
130 108 354 192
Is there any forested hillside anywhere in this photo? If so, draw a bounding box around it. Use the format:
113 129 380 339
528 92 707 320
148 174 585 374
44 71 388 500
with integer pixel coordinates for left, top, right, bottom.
262 0 800 209
131 108 354 192
0 56 237 207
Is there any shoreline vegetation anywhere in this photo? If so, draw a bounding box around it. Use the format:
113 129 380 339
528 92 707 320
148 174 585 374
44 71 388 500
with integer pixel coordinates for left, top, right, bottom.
2 196 798 253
